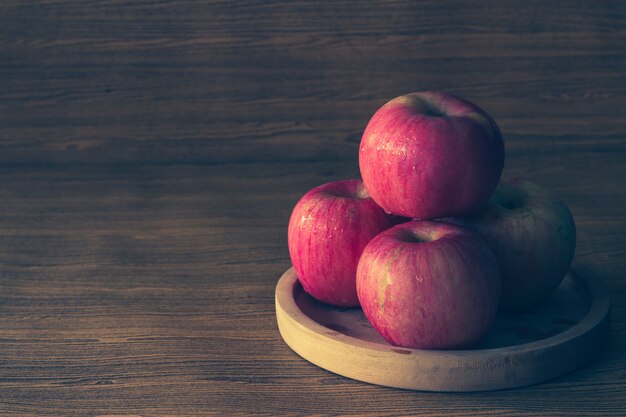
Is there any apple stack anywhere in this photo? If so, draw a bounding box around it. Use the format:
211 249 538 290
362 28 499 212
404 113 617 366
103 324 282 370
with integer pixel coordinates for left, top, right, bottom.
288 92 576 350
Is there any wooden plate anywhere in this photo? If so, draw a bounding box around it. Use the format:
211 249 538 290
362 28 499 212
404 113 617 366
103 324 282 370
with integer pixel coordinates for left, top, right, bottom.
275 267 610 392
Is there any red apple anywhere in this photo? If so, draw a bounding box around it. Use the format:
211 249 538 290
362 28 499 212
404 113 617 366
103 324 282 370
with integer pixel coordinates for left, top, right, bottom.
442 178 577 312
359 91 505 219
288 179 393 307
356 220 501 349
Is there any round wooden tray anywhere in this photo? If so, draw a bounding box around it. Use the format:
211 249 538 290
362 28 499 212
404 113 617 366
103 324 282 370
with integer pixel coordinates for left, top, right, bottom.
275 267 610 392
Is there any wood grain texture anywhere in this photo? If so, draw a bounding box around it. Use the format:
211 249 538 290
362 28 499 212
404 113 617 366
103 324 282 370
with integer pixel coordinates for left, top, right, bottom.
1 0 626 166
0 0 625 416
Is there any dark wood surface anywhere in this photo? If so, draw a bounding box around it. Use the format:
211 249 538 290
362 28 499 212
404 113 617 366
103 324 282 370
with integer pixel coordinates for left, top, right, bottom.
1 1 625 415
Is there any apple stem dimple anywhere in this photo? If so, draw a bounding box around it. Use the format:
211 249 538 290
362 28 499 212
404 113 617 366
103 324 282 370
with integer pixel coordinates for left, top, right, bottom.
396 230 432 244
423 102 446 118
495 189 527 210
323 182 371 200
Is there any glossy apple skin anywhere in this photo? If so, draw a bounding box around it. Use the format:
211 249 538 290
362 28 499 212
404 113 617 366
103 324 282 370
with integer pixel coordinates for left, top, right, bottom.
356 220 501 349
442 178 576 312
359 91 505 219
288 179 393 307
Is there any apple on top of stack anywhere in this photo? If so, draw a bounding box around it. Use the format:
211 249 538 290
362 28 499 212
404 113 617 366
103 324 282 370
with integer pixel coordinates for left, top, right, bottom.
288 92 576 350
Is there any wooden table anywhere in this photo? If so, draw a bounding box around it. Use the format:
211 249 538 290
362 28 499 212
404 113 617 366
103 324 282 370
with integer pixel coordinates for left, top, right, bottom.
1 1 625 415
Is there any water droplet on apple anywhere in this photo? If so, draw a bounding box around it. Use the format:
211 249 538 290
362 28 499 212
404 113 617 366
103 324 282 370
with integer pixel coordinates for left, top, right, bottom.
400 144 408 160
